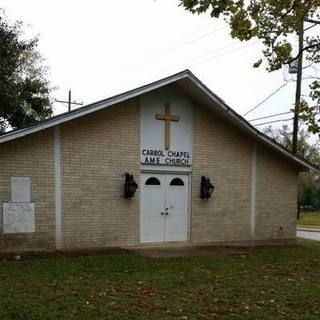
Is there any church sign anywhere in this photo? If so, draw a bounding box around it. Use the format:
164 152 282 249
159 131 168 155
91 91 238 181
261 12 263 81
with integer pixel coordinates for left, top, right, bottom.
141 149 191 166
140 88 193 167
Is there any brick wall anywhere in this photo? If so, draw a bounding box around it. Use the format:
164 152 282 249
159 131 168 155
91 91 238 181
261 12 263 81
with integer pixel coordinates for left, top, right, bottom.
0 130 55 252
191 104 298 244
255 146 298 240
191 105 253 243
60 99 140 249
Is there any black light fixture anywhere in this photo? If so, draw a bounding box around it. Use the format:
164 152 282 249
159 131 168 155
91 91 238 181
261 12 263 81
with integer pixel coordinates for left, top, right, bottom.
124 173 138 199
200 176 215 200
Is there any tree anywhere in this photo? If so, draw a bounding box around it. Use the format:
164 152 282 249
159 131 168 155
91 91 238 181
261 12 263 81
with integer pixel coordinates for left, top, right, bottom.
299 173 320 209
263 124 320 165
179 0 320 133
0 10 52 131
263 124 320 209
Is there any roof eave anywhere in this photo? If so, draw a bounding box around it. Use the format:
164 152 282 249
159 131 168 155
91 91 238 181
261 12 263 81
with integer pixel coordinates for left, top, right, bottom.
182 73 319 173
0 69 317 173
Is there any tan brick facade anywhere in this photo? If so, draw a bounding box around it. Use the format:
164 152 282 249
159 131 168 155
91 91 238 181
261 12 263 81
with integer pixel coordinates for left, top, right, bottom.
0 130 56 252
255 146 298 240
192 105 253 243
60 99 140 249
192 105 298 244
0 92 299 253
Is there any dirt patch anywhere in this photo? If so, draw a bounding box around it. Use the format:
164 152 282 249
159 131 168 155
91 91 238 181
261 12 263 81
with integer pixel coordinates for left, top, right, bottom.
130 245 248 258
0 243 299 261
0 247 130 262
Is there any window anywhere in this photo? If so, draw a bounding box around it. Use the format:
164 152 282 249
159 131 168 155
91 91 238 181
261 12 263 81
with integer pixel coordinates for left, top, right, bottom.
145 177 160 185
170 178 184 186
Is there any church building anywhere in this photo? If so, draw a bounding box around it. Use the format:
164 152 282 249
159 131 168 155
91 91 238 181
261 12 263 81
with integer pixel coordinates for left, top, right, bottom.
0 70 317 253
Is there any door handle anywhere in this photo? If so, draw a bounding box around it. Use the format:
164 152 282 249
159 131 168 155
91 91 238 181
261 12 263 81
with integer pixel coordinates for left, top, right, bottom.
165 212 169 215
161 212 164 215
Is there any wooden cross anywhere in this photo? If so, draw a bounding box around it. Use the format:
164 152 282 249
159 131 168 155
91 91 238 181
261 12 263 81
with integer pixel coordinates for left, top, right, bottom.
156 102 180 150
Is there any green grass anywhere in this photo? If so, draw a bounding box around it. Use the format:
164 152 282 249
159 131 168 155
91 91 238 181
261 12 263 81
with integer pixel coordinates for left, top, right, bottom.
1 239 320 319
298 211 320 227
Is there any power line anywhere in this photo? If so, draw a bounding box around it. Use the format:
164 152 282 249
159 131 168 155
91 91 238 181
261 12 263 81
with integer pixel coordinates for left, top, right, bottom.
302 76 320 80
243 82 288 117
304 18 320 25
157 40 259 78
254 118 293 127
304 23 318 32
106 26 228 79
158 41 241 72
103 40 259 99
163 26 228 53
189 41 258 68
173 21 226 40
248 111 293 122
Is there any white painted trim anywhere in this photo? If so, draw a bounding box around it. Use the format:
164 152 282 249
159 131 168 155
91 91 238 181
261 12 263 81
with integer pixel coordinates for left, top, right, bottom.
54 126 62 250
187 172 192 242
250 143 257 238
140 165 192 173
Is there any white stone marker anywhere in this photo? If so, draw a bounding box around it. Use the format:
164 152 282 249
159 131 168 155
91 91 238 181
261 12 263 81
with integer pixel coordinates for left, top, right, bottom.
3 202 35 233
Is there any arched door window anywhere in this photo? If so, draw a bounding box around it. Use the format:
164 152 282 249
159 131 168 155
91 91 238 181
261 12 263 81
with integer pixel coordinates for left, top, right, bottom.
169 178 184 186
145 177 161 185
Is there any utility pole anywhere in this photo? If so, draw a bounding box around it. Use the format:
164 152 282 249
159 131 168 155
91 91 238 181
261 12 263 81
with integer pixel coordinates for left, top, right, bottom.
290 16 320 220
292 21 304 154
292 23 304 220
55 89 83 112
292 15 320 153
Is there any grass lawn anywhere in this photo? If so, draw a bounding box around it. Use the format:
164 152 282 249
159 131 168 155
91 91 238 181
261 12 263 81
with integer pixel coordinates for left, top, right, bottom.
1 239 320 320
298 211 320 227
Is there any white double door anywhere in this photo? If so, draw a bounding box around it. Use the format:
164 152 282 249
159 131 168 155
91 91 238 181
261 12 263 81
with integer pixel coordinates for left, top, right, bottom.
141 173 189 243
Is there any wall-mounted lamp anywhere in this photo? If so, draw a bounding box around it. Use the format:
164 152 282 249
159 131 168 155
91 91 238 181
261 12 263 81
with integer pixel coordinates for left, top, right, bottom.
124 173 138 199
200 176 215 200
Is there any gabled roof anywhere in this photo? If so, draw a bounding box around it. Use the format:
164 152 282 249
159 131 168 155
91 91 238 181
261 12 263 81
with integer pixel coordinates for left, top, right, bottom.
0 69 318 172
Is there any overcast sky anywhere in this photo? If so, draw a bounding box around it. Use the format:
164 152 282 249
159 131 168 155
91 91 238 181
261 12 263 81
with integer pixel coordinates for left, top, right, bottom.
1 0 319 130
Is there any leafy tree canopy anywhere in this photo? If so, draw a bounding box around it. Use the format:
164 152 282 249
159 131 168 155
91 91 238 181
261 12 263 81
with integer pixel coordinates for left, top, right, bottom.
0 10 52 132
263 124 320 165
179 0 320 133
